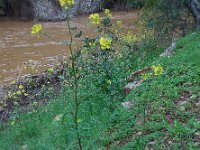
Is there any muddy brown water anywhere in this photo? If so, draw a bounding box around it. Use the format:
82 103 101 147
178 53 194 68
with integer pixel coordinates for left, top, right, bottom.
0 10 139 85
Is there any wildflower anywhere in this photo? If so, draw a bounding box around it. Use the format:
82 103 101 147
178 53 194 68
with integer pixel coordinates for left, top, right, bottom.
19 85 24 89
89 13 101 25
121 31 136 43
11 92 16 97
142 73 148 81
11 80 16 85
152 64 163 76
31 24 42 35
24 93 28 97
117 20 122 26
104 9 112 17
16 90 22 95
59 0 74 7
100 37 112 50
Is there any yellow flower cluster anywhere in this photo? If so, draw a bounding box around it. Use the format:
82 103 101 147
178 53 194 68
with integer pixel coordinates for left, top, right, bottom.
59 0 74 6
104 9 112 17
100 37 112 50
142 73 148 81
89 13 101 25
152 64 163 76
7 84 28 99
122 31 137 43
31 24 42 35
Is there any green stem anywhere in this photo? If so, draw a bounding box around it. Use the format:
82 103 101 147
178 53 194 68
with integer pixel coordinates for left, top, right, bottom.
142 104 146 148
66 10 83 150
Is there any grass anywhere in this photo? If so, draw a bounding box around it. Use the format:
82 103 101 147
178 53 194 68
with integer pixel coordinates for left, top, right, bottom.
0 31 200 149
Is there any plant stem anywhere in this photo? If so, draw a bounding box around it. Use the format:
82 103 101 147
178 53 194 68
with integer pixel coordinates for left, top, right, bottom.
142 105 146 148
66 10 83 150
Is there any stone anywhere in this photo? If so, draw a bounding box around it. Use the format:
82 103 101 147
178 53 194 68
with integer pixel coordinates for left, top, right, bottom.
160 41 176 57
7 0 104 21
123 81 142 95
121 101 134 109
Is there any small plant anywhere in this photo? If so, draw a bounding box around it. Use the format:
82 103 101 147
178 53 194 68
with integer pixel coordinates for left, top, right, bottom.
136 64 164 147
6 83 28 100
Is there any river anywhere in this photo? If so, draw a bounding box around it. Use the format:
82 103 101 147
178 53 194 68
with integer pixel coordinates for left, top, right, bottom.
0 10 139 85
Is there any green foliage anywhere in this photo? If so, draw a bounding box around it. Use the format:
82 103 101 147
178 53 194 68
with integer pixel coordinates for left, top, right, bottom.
142 0 195 46
1 30 200 149
127 0 145 8
104 0 144 9
1 5 200 149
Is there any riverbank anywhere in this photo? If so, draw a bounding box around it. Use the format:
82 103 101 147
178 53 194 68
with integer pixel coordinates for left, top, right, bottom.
0 31 199 149
0 9 140 123
0 10 139 85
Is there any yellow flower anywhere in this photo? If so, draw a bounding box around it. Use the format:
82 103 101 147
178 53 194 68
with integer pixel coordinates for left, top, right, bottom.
11 80 16 85
59 0 74 7
104 9 112 17
89 13 101 25
16 90 22 95
152 64 163 76
19 85 24 89
31 24 42 35
121 31 137 43
142 73 148 81
100 37 112 50
24 93 28 97
11 92 16 97
117 20 122 26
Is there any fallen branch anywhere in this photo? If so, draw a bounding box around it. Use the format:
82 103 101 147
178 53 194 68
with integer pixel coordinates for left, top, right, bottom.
123 67 153 96
128 67 152 82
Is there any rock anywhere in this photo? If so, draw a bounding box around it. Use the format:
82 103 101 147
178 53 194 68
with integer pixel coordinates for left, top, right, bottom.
195 101 200 107
121 101 134 109
53 113 63 122
123 81 142 95
160 41 176 57
8 0 104 21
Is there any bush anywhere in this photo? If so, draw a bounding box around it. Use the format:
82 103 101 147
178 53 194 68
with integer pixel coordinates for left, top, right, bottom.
141 0 195 45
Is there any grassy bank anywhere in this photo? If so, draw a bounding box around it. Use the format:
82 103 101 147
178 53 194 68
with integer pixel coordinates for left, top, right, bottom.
0 31 200 149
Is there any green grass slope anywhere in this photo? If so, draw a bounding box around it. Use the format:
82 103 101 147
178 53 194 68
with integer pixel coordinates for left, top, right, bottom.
0 32 200 149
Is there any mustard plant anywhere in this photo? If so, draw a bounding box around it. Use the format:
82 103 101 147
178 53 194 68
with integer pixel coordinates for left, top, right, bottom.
139 64 164 147
31 0 82 149
86 10 121 110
